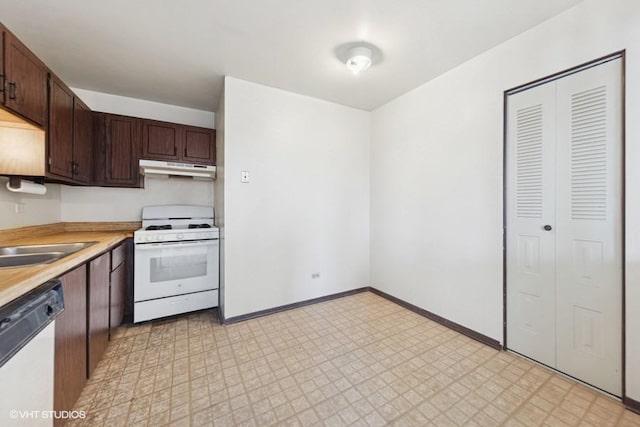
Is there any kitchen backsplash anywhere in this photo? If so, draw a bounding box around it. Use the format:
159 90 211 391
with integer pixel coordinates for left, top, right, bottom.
0 176 214 229
61 176 214 222
0 177 62 230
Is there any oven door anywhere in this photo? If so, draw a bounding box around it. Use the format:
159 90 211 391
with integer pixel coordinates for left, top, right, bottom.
134 239 219 302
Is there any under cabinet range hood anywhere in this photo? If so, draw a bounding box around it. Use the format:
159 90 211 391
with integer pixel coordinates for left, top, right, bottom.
139 159 216 180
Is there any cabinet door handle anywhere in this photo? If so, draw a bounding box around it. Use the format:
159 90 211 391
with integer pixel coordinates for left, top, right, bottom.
8 82 16 100
173 147 176 156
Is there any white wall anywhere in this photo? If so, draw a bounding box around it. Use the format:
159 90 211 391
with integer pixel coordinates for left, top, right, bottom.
0 177 61 230
71 88 215 128
370 0 640 400
60 89 216 222
223 77 370 319
61 176 213 222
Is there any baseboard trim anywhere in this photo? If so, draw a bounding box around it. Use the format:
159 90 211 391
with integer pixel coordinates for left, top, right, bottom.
222 287 370 324
368 287 502 350
222 286 501 351
624 396 640 415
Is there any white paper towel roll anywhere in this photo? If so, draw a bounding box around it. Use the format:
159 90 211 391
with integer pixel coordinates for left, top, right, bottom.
6 179 47 195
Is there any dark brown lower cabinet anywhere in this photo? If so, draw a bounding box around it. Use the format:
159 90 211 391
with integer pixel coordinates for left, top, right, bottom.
54 265 87 427
109 243 127 335
53 241 132 423
87 252 110 378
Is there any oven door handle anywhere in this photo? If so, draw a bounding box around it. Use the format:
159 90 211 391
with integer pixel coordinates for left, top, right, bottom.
135 240 216 250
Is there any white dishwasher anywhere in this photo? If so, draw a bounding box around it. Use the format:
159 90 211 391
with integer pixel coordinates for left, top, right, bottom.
0 281 64 427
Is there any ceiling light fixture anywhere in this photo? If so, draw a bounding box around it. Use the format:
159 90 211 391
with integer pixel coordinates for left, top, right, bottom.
346 46 372 74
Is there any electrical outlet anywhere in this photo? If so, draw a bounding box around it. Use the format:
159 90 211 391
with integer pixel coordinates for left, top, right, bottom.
241 171 250 183
311 273 320 279
14 203 25 214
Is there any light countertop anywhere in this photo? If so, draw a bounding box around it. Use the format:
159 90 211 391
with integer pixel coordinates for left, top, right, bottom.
0 227 134 307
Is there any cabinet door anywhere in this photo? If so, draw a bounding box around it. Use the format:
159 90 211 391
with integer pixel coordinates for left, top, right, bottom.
88 252 110 378
73 97 93 184
104 114 141 187
142 119 180 161
183 126 216 165
110 260 126 335
4 29 47 126
0 26 5 105
48 75 74 179
54 265 87 422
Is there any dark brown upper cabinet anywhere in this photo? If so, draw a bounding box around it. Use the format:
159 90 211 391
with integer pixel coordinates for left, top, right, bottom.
142 119 180 161
72 97 93 184
1 25 48 127
184 126 216 164
94 113 141 188
0 27 4 108
47 75 93 184
0 21 217 188
47 75 74 179
142 119 215 165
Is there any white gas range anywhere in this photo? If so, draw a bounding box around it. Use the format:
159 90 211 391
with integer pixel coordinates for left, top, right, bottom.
133 205 219 323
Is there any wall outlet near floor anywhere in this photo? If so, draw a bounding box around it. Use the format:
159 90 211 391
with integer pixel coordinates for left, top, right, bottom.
311 272 320 279
14 203 25 214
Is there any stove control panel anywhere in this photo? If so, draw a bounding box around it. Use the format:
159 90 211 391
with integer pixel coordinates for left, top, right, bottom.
134 230 218 244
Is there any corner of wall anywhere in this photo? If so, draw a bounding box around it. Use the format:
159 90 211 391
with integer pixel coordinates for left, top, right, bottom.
214 82 226 320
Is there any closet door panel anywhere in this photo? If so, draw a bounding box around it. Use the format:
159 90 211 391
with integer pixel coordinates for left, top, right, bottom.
554 58 622 396
506 83 557 367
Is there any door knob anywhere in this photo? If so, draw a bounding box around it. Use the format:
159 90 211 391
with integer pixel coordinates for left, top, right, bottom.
543 225 552 231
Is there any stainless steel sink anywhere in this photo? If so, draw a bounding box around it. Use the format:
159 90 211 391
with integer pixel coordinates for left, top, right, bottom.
0 252 65 268
0 242 97 269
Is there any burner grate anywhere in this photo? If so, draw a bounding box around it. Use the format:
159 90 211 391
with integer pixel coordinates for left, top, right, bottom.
188 224 212 229
146 225 172 231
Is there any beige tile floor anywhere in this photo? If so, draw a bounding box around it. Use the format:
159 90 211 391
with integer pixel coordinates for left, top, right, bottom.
70 292 640 426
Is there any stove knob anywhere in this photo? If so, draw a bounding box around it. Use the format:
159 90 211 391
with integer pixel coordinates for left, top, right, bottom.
146 236 152 241
177 234 184 240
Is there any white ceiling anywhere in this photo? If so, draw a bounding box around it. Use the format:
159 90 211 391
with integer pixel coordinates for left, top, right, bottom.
0 0 584 112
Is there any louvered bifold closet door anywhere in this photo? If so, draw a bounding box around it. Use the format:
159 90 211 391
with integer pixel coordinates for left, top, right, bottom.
554 59 622 396
506 83 557 368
